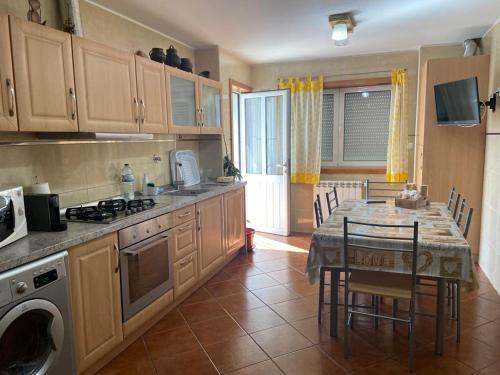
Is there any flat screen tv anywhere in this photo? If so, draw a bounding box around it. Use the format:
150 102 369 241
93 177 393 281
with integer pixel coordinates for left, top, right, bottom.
434 77 481 125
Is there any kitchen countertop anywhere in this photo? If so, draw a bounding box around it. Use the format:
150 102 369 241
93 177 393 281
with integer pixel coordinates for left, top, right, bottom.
0 182 246 273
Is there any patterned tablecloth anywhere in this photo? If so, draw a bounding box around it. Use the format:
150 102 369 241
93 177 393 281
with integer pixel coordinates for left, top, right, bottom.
307 201 477 288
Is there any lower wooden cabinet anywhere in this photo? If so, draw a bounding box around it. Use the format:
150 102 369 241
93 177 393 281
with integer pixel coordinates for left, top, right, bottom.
197 195 225 279
172 218 197 261
68 233 123 373
224 187 246 256
173 251 198 298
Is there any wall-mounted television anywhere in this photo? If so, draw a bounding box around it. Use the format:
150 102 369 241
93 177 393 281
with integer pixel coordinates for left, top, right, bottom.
434 77 481 125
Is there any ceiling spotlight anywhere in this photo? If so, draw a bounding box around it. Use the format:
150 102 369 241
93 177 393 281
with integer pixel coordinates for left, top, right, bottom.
329 13 355 46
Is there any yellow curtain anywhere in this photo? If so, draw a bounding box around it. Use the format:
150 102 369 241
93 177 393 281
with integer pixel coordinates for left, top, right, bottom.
386 69 409 182
278 77 323 184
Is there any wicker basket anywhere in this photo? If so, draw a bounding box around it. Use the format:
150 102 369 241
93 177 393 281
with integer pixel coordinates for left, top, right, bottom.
395 197 428 209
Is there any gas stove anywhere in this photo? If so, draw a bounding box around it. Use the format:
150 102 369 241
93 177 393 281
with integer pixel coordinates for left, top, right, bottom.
64 198 156 224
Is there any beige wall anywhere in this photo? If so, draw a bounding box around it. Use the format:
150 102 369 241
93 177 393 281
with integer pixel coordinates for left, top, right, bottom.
251 51 419 232
0 0 61 28
479 21 500 293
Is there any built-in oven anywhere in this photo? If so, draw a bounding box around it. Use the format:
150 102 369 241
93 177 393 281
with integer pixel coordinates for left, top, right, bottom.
119 214 173 321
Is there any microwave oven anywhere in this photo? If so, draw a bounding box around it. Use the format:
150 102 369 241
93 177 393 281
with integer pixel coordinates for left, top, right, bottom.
0 186 28 249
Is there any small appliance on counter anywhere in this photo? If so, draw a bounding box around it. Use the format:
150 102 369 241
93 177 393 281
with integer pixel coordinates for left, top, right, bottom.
0 186 28 249
24 194 67 232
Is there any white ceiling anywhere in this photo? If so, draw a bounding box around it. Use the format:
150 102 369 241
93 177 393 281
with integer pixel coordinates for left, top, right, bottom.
89 0 500 64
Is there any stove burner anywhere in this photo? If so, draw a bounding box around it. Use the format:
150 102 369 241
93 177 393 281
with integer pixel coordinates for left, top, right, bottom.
127 199 155 210
65 206 115 222
98 199 127 214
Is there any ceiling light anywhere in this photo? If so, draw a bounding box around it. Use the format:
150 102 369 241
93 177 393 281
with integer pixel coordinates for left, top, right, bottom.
329 13 355 47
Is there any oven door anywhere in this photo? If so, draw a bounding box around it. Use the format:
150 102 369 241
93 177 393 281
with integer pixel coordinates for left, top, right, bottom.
0 196 14 244
120 230 174 321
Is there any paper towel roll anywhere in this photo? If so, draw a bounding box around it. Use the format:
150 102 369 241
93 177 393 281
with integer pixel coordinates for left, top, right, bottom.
26 182 51 195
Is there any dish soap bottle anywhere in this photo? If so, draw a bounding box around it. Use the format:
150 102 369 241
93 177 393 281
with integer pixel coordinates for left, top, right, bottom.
121 163 135 200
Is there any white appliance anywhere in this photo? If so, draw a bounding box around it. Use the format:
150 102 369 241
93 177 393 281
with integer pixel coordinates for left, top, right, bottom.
313 181 363 227
0 186 28 249
170 150 200 187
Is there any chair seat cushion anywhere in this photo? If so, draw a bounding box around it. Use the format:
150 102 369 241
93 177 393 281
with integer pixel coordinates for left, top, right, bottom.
349 270 412 300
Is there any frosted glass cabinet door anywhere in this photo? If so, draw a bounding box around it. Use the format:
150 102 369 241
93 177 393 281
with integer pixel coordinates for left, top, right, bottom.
199 77 223 134
166 67 199 134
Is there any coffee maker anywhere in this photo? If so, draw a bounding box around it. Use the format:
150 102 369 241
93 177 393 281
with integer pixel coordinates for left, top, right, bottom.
24 194 67 232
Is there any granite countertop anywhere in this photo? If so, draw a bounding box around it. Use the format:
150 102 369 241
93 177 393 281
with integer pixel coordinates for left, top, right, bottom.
0 182 246 273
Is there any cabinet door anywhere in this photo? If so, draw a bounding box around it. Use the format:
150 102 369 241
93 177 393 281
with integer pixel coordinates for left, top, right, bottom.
199 77 223 134
69 233 123 372
0 15 17 131
10 17 77 132
197 195 225 279
224 187 246 256
174 251 198 299
73 36 139 133
166 66 200 134
135 56 168 133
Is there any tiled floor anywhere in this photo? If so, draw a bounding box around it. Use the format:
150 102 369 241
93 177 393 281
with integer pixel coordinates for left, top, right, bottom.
97 233 500 375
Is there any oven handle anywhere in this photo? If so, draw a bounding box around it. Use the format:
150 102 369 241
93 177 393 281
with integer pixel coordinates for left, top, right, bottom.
122 234 169 257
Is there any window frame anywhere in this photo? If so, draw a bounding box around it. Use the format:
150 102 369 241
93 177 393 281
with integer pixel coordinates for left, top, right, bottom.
322 84 392 168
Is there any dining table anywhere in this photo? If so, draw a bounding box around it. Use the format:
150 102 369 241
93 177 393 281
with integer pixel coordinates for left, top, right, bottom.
306 200 477 355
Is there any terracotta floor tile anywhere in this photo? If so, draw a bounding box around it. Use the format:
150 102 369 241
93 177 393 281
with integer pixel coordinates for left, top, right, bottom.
251 323 313 357
96 339 155 375
247 250 289 263
226 359 283 375
285 279 320 297
252 285 301 305
479 361 500 375
205 279 248 297
350 359 409 375
273 346 345 375
224 263 265 279
179 299 228 324
254 259 291 272
232 305 286 333
462 297 500 321
243 274 280 291
217 291 266 313
190 315 247 346
153 347 219 375
143 325 201 360
478 292 500 305
271 296 319 322
267 268 306 284
144 308 187 336
204 335 269 373
469 321 500 350
206 270 239 285
290 315 332 344
182 287 215 305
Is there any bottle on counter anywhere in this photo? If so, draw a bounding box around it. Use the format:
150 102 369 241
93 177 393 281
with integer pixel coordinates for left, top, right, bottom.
142 173 149 196
121 163 135 200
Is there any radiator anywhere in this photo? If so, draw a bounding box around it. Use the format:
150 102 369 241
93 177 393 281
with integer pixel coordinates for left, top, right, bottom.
314 181 363 227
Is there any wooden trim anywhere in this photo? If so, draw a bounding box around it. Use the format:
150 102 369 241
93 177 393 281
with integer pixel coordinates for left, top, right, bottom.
228 79 252 158
229 78 252 93
321 167 386 174
324 77 391 89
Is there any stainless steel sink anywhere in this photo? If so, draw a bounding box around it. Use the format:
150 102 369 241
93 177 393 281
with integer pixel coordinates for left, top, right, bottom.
164 189 211 196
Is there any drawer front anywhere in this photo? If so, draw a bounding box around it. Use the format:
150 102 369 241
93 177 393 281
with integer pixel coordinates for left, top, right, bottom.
173 219 197 261
172 205 196 227
174 252 198 298
119 213 172 249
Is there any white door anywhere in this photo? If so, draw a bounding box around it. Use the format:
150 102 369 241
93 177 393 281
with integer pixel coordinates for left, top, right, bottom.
237 90 290 236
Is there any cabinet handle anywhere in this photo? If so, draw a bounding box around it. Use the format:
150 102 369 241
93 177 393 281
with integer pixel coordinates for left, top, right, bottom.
200 108 204 127
177 211 191 219
179 256 193 267
139 99 146 124
114 244 120 273
6 79 15 116
133 98 139 123
177 224 191 232
69 88 76 120
197 210 201 231
196 108 201 127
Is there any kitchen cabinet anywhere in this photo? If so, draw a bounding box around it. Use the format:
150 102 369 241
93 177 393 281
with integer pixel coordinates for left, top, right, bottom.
72 36 139 133
10 16 78 132
0 15 17 131
135 56 168 133
197 195 225 279
224 187 246 256
173 219 198 261
166 66 200 134
68 233 123 373
173 251 198 298
199 77 223 134
172 204 196 227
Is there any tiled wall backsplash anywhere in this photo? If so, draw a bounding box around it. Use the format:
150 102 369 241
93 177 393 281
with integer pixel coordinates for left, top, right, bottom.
0 139 201 207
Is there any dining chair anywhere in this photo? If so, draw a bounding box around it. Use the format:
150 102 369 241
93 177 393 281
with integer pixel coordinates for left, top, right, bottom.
364 179 407 201
314 195 323 228
342 217 418 372
447 187 462 220
326 187 339 215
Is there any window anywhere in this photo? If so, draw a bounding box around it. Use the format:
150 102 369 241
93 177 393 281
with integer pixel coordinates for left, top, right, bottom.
321 85 391 166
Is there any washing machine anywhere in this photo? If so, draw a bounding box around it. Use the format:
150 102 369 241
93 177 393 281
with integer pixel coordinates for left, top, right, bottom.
0 251 76 374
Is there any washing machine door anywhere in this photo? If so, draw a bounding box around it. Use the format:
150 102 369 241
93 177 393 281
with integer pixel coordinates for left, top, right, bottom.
0 299 64 375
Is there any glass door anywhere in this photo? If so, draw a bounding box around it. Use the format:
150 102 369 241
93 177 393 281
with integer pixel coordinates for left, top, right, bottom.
239 90 290 236
199 77 223 134
166 67 200 134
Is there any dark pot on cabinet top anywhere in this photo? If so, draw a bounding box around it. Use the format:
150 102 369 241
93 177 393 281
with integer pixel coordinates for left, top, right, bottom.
149 48 165 63
165 45 181 67
198 70 210 78
179 58 193 73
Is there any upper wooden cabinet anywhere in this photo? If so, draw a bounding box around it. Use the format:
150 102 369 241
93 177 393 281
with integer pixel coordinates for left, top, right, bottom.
224 187 246 256
0 15 17 131
197 195 225 279
72 37 139 133
68 233 123 373
199 77 223 134
135 56 168 133
10 17 78 132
